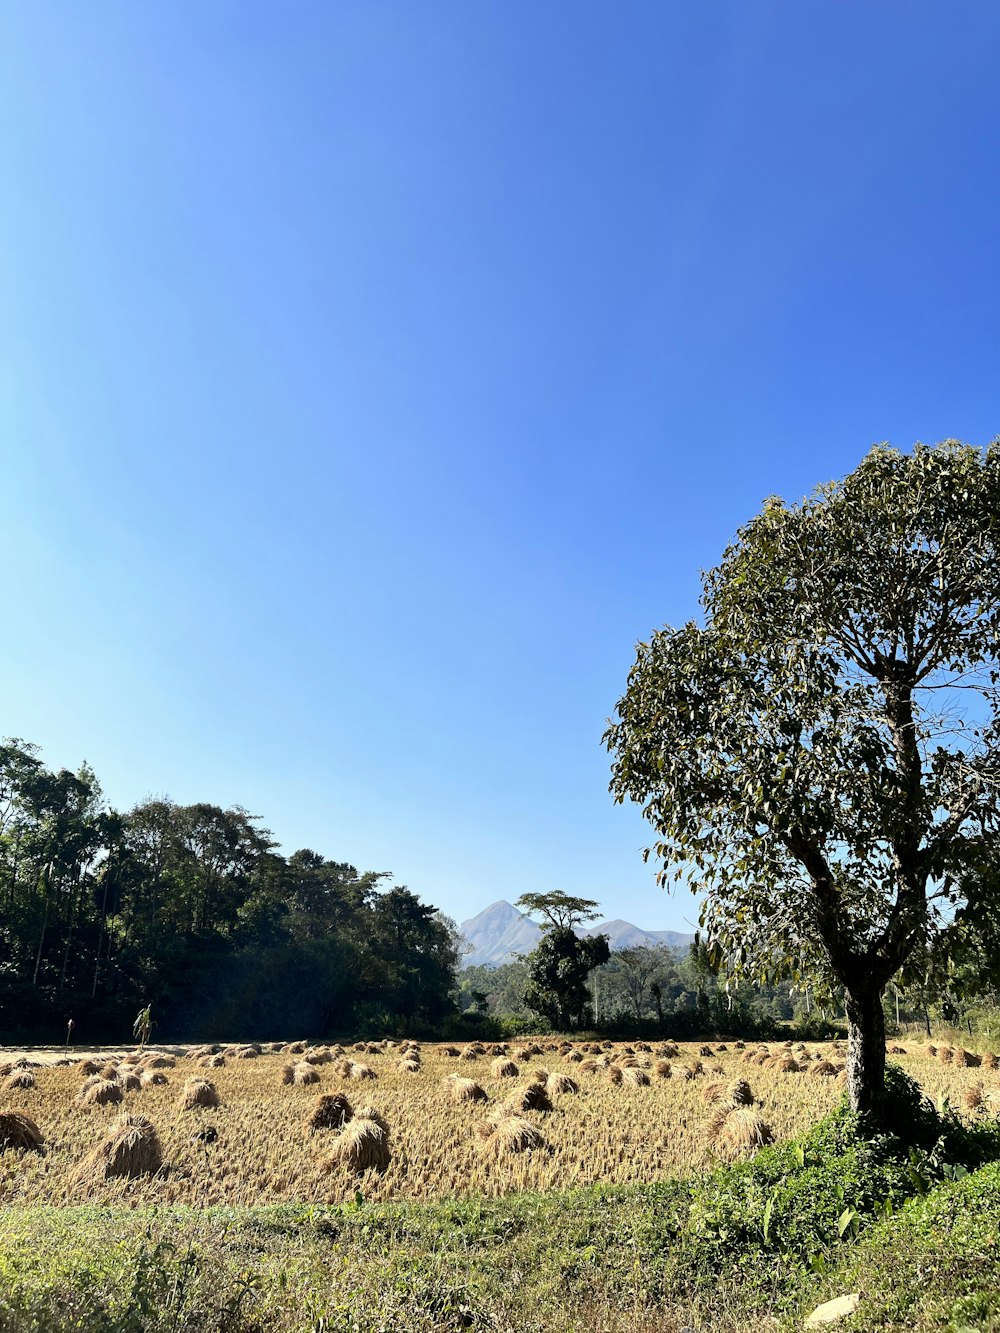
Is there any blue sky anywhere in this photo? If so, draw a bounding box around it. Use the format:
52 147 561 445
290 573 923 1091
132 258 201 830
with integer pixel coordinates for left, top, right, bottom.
2 4 999 932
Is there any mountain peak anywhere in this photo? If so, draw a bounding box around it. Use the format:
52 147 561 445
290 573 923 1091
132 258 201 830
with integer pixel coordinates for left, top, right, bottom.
459 900 693 968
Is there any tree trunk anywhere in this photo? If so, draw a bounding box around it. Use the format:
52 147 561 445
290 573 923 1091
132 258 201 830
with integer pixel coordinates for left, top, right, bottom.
844 986 887 1126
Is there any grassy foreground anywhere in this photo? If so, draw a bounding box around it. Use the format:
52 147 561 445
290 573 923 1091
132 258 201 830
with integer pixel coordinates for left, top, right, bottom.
2 1077 1000 1333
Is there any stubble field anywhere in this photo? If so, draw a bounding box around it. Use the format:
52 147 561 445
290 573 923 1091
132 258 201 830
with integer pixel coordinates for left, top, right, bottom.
2 1034 997 1208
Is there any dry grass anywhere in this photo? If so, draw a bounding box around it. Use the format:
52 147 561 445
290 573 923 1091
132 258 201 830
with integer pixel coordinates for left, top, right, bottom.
323 1112 390 1174
0 1111 43 1153
0 1036 993 1208
179 1078 220 1110
74 1113 162 1184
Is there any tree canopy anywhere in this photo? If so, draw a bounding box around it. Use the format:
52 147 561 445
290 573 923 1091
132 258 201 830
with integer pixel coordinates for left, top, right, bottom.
605 441 1000 1123
0 739 461 1040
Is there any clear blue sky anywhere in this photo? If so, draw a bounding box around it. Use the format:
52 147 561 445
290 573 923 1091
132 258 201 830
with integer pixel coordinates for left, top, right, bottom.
2 4 998 933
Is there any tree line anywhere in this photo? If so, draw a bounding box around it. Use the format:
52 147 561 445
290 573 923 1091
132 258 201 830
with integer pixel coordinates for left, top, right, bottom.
0 739 460 1042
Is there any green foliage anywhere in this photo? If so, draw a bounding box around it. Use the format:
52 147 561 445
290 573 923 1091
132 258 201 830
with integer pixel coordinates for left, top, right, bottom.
522 927 611 1030
0 742 461 1040
606 440 1000 1120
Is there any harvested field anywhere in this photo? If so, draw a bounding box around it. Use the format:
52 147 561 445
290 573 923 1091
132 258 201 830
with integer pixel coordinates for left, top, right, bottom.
0 1039 995 1206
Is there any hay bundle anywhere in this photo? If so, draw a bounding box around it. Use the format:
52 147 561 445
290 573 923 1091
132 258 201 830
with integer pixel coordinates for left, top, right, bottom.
459 1047 479 1062
283 1061 320 1087
617 1055 640 1068
687 1060 704 1077
139 1070 168 1088
77 1059 100 1076
324 1114 390 1174
118 1071 142 1093
937 1046 955 1064
705 1106 774 1161
442 1046 461 1058
303 1048 332 1066
963 1083 985 1112
983 1052 999 1071
447 1077 488 1104
305 1092 353 1133
653 1059 672 1079
564 1050 583 1063
528 1067 549 1085
99 1062 119 1079
512 1047 531 1062
622 1067 651 1088
579 1059 599 1074
954 1048 981 1068
810 1060 839 1077
332 1058 355 1078
178 1078 219 1110
701 1080 727 1104
78 1078 122 1107
545 1073 578 1095
75 1113 162 1183
475 1115 546 1157
398 1058 421 1074
658 1043 680 1058
726 1079 755 1107
201 1054 225 1069
349 1063 377 1081
140 1054 175 1069
887 1045 907 1056
232 1045 259 1060
186 1045 213 1060
287 1041 307 1055
770 1055 800 1073
716 1043 729 1053
0 1111 44 1153
491 1058 519 1079
606 1065 624 1086
698 1045 714 1057
925 1043 938 1057
734 1040 746 1050
5 1070 35 1091
504 1082 552 1114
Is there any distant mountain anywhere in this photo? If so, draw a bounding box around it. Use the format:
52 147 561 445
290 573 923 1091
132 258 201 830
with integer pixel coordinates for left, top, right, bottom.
459 900 694 968
459 901 541 967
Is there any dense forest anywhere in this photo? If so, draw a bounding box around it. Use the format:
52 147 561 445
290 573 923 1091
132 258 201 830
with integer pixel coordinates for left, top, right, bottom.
0 739 460 1042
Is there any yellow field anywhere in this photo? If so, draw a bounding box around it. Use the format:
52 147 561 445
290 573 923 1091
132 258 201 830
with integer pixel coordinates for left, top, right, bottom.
1 1037 996 1208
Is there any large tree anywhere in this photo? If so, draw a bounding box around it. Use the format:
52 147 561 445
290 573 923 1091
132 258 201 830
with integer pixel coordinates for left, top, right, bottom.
516 892 610 1030
605 441 1000 1125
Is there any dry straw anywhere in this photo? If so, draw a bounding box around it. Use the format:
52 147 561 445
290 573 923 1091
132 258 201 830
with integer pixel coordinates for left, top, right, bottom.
75 1113 162 1183
446 1077 488 1104
705 1106 774 1160
475 1115 546 1158
306 1092 353 1133
0 1111 43 1153
324 1112 390 1174
179 1078 220 1110
78 1078 122 1107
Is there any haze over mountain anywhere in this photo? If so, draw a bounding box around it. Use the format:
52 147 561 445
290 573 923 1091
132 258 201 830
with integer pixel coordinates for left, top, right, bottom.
459 900 694 968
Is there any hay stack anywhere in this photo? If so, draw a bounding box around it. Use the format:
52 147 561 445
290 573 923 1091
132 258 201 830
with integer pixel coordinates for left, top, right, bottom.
447 1077 488 1104
983 1052 999 1071
810 1060 839 1077
398 1058 421 1074
622 1067 651 1088
502 1082 552 1114
475 1115 546 1157
705 1106 774 1161
118 1070 142 1093
546 1073 578 1095
954 1048 980 1068
658 1043 679 1058
579 1059 599 1074
5 1070 35 1091
76 1059 100 1076
925 1044 938 1057
699 1045 714 1057
606 1065 624 1086
963 1083 985 1112
937 1046 955 1064
324 1113 390 1174
653 1060 672 1079
701 1080 727 1104
305 1092 353 1133
726 1079 754 1107
491 1058 519 1079
686 1060 704 1077
887 1045 907 1055
0 1111 44 1153
282 1061 320 1087
770 1055 800 1073
178 1078 219 1110
140 1054 175 1069
78 1078 122 1107
75 1113 162 1183
349 1063 377 1081
139 1070 168 1088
